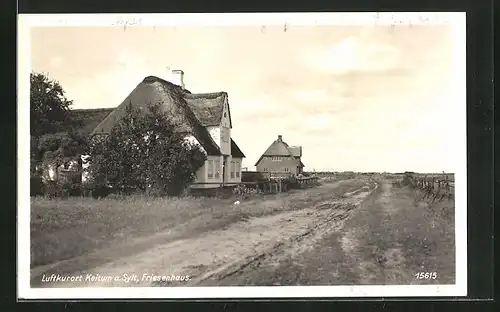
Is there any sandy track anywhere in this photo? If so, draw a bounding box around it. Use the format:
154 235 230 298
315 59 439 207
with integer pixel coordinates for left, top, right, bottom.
33 179 377 288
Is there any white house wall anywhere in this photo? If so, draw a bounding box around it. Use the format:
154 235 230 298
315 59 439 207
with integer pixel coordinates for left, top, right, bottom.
191 155 223 189
223 155 243 185
206 126 221 149
208 155 224 184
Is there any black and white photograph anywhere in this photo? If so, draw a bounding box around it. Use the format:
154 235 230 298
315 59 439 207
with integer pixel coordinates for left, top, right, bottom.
18 12 467 299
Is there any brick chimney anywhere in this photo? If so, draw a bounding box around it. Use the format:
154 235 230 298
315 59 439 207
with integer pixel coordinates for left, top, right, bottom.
277 135 283 141
170 69 185 89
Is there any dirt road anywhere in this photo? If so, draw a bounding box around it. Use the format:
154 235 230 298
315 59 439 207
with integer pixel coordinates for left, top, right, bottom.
31 176 455 288
210 178 455 286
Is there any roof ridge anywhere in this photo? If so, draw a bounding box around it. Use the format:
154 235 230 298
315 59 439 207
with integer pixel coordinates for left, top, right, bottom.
184 92 227 99
265 140 294 156
142 75 175 86
71 108 115 112
142 75 192 93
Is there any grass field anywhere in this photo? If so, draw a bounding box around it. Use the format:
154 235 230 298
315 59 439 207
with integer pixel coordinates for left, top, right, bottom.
30 178 363 268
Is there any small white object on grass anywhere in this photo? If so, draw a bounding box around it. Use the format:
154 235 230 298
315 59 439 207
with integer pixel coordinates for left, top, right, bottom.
234 200 240 205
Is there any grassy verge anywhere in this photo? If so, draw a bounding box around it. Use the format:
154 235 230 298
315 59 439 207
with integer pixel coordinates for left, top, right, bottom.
30 178 365 268
339 178 456 285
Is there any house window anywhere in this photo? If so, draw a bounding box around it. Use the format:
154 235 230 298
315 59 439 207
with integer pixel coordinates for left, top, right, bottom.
284 168 289 172
272 156 282 161
207 160 214 179
230 161 235 178
236 162 240 178
215 160 220 179
263 168 268 172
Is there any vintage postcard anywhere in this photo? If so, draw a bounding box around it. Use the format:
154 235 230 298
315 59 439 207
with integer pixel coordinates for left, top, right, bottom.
18 12 467 299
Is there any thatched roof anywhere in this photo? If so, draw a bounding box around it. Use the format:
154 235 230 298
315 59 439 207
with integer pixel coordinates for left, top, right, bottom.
185 92 232 127
91 76 190 134
254 135 303 167
71 75 245 158
89 76 221 155
70 108 114 136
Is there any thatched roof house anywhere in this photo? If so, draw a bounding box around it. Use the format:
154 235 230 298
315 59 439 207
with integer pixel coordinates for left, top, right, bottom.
73 71 245 188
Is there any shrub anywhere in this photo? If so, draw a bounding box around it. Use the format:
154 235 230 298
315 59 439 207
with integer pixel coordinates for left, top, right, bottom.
233 184 258 199
87 103 206 197
402 173 415 187
42 181 61 198
81 183 111 199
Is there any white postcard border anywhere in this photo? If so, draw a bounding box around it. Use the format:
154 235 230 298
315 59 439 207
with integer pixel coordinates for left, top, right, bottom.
17 12 467 299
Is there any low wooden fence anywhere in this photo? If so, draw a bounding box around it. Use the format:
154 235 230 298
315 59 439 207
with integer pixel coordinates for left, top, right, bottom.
295 176 319 186
238 175 319 195
404 173 455 202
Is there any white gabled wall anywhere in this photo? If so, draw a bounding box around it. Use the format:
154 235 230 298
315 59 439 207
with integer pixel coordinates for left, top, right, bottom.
207 126 221 149
220 97 231 155
206 97 231 155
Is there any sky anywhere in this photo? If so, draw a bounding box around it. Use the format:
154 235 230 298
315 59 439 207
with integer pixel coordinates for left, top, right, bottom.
30 22 464 173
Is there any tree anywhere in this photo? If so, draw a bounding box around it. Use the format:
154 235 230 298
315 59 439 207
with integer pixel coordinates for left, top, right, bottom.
30 72 73 137
30 72 84 176
87 103 206 196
